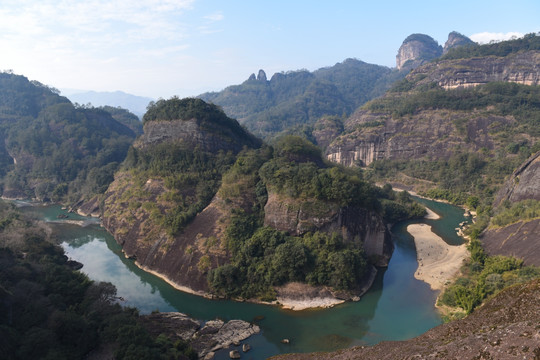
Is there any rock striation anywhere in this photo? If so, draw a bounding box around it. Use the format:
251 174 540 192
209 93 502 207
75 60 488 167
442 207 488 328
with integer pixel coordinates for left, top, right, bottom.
396 33 442 71
140 312 260 358
412 50 540 89
326 109 513 167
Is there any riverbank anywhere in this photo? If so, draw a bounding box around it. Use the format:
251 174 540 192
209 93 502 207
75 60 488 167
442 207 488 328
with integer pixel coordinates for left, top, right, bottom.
408 222 468 290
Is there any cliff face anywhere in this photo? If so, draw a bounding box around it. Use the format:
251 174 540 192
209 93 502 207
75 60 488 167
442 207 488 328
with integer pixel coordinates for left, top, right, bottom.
412 51 540 89
482 151 540 267
326 109 513 167
396 34 442 71
443 31 474 54
494 151 540 207
263 192 393 266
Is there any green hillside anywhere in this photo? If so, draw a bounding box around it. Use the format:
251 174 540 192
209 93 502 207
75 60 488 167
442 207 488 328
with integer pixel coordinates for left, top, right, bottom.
0 72 138 204
199 59 404 138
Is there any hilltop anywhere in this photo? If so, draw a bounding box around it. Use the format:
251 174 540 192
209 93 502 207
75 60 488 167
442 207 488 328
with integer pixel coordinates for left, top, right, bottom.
101 97 423 303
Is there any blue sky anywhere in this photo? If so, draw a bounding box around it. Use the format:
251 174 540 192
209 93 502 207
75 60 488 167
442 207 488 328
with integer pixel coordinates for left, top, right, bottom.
0 0 538 99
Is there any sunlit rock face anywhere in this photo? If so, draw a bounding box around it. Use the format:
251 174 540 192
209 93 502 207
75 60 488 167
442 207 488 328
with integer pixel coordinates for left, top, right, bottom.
396 33 442 71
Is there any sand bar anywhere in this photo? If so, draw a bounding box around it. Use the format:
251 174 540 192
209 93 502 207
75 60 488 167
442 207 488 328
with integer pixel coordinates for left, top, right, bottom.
408 223 468 290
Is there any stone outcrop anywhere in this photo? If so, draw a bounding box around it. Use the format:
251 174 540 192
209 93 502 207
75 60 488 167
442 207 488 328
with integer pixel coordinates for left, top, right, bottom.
270 279 540 360
411 51 540 89
443 31 475 54
493 151 540 207
140 312 260 358
263 192 393 266
481 151 540 267
326 109 513 167
396 34 442 71
257 69 267 81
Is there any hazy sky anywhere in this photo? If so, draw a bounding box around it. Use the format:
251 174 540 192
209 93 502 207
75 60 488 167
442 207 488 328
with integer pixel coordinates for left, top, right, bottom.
1 0 538 99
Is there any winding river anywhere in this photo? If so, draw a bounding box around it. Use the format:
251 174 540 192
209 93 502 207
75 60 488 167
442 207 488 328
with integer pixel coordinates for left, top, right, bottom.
18 198 467 359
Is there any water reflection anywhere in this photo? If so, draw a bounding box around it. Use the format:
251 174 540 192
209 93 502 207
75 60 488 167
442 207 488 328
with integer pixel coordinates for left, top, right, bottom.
17 199 468 358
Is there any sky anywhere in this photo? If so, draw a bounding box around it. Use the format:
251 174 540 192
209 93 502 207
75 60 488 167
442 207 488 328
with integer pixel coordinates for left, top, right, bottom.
0 0 538 99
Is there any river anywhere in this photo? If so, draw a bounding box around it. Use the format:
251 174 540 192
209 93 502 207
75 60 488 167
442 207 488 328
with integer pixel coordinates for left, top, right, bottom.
18 198 468 359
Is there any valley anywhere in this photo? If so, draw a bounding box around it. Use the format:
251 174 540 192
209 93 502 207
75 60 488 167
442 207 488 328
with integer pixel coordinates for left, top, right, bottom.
0 31 539 359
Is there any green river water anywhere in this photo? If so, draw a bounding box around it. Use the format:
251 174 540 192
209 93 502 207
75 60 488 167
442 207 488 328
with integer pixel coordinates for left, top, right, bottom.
18 198 468 359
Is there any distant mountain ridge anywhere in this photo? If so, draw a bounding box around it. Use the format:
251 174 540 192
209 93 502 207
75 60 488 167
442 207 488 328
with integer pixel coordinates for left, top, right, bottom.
63 90 153 119
199 58 404 138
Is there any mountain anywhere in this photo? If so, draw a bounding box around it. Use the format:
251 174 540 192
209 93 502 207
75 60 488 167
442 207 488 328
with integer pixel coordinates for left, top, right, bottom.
63 90 153 118
0 72 138 204
323 34 540 206
443 31 475 54
395 33 443 71
101 98 423 301
199 58 404 139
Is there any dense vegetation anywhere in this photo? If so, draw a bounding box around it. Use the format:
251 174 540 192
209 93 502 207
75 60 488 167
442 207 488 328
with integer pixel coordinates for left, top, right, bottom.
438 238 540 317
99 105 143 135
441 32 540 60
0 201 196 360
208 136 425 299
0 72 138 204
199 59 404 138
116 98 262 237
366 82 540 207
123 143 237 236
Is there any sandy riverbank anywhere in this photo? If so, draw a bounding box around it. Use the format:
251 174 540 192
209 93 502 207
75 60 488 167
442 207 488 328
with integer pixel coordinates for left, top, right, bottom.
408 222 468 291
274 282 346 311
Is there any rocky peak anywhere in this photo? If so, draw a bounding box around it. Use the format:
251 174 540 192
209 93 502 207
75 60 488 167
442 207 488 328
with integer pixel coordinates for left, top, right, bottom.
443 31 475 54
257 69 267 81
247 73 256 81
396 33 442 70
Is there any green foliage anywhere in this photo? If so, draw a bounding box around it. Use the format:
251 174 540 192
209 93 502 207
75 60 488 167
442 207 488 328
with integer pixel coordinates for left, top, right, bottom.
439 239 540 314
125 143 237 236
0 203 196 360
209 228 368 299
441 33 540 60
99 105 143 135
377 185 426 223
199 59 403 138
0 72 137 203
143 96 239 131
491 200 540 227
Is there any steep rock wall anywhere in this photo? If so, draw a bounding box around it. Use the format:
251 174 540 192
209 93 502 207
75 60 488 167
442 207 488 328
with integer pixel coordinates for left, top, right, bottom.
102 173 230 294
326 109 512 167
263 192 393 266
412 51 540 89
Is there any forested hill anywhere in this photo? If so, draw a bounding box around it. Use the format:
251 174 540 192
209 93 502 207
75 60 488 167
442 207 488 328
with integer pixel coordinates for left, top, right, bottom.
0 72 139 205
198 58 404 138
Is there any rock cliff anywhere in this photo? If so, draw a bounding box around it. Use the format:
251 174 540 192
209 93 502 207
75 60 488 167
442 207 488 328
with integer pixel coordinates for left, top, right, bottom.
412 51 540 89
493 151 540 207
263 192 393 266
443 31 475 54
396 34 442 71
326 109 513 167
482 151 540 266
